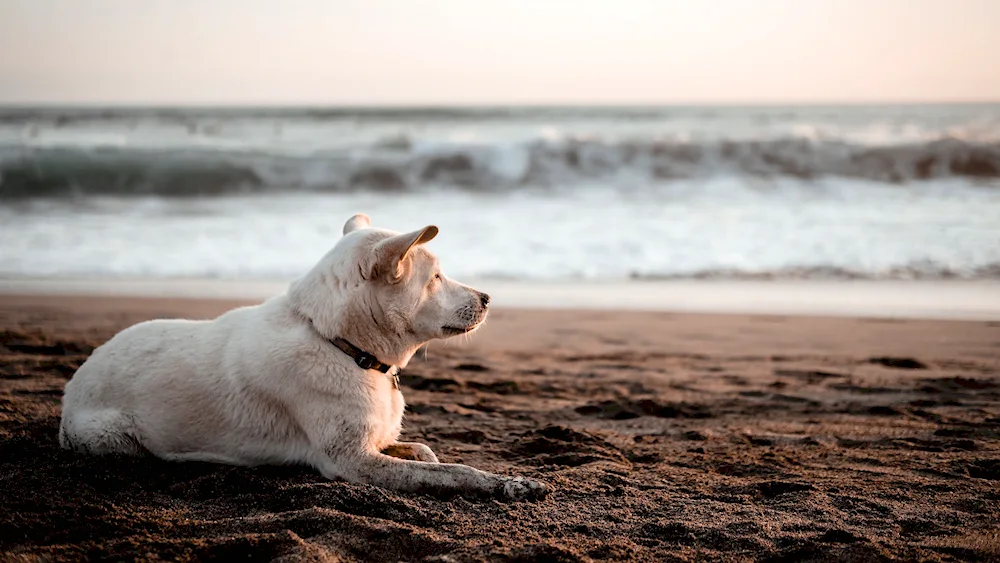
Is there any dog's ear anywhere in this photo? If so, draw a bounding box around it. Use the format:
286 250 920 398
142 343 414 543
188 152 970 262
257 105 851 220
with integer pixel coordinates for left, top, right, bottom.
343 213 372 235
372 226 438 283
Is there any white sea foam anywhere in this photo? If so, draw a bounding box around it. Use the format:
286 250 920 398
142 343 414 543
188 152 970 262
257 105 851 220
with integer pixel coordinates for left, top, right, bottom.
1 177 998 281
1 105 998 281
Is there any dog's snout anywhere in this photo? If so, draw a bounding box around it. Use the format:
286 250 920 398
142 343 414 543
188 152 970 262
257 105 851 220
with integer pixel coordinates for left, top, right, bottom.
479 292 491 307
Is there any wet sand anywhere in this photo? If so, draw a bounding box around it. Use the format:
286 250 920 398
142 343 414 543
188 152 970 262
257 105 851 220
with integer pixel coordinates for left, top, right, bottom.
1 294 998 562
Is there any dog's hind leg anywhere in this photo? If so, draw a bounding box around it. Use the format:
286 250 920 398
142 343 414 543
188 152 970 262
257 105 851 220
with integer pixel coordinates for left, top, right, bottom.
60 409 144 456
158 451 249 466
320 452 547 501
381 442 439 463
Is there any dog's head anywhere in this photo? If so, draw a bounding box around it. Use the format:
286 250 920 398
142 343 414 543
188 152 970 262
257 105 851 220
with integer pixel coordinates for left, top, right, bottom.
289 213 489 363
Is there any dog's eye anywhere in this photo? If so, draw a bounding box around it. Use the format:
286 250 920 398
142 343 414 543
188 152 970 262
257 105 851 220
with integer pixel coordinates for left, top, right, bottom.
434 273 442 281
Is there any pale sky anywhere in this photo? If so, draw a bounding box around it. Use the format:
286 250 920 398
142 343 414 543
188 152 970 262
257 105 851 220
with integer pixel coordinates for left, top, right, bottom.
1 0 998 105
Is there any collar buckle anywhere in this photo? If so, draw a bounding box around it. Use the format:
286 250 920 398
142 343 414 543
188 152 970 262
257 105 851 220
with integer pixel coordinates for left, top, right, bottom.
327 334 393 375
354 352 377 371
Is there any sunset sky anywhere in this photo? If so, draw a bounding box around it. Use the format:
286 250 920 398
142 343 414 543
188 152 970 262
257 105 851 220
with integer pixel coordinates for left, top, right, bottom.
1 0 998 105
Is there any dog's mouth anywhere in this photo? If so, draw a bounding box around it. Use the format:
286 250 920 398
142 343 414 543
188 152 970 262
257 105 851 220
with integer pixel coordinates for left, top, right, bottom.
442 304 488 336
442 316 487 335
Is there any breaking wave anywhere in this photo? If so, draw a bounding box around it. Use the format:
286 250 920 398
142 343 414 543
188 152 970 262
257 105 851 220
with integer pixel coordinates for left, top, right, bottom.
2 136 999 198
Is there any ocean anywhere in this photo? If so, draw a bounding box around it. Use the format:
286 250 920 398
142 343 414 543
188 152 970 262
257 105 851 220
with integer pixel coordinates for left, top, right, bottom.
1 104 999 282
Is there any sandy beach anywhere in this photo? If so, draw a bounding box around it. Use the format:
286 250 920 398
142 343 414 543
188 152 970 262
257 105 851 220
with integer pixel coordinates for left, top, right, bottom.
1 293 999 562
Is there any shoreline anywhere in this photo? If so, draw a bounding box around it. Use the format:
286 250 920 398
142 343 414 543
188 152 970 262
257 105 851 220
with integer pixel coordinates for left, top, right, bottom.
1 277 998 321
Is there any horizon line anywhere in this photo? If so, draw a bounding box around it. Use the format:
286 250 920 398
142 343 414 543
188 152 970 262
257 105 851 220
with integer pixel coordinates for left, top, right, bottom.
1 99 999 110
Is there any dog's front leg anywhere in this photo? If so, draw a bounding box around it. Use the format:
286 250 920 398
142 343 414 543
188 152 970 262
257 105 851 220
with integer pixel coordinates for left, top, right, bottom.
382 442 439 463
330 451 546 501
297 403 547 500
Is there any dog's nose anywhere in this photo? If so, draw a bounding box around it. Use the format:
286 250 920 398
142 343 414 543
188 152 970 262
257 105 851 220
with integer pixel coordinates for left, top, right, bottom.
480 293 491 307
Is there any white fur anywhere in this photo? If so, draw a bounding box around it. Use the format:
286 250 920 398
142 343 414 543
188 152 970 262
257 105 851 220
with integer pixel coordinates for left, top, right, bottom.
59 214 547 501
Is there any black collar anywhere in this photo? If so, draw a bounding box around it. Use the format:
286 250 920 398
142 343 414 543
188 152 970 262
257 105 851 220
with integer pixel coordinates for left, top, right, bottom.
330 336 399 389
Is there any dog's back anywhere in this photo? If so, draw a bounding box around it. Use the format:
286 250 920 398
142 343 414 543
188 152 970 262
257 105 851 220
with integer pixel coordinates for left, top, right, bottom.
59 303 276 458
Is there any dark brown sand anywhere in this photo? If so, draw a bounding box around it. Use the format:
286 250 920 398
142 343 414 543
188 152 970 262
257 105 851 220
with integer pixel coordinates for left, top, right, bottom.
1 294 998 562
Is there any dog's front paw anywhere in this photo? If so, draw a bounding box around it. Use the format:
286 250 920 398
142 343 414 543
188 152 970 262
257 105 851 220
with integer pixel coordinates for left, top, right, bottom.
498 476 549 501
382 442 440 463
412 444 439 463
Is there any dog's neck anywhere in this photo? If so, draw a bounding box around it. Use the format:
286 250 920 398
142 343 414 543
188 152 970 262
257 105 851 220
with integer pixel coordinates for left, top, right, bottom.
288 302 417 370
331 313 419 369
301 311 419 370
287 272 422 369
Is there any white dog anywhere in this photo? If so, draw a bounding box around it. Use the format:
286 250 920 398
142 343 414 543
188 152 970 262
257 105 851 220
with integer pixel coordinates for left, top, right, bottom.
59 214 547 501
